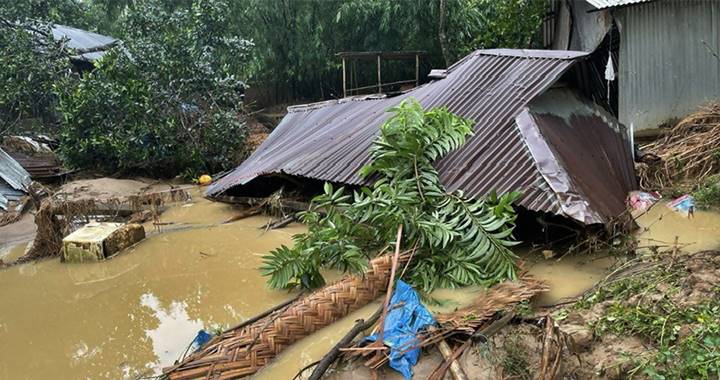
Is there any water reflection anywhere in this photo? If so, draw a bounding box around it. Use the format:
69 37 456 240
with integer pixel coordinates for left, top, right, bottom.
0 190 302 380
140 293 203 372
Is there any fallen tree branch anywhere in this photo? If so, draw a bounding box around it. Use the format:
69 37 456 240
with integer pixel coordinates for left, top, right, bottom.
364 224 403 367
436 339 468 380
261 214 295 231
539 315 562 380
223 200 267 224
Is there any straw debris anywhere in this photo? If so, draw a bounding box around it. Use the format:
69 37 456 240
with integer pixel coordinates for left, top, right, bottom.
638 102 720 189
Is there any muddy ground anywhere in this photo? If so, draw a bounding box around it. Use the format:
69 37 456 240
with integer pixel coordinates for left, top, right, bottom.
327 249 720 380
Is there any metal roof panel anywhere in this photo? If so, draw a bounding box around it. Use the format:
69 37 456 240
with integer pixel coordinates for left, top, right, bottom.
586 0 652 10
208 49 635 224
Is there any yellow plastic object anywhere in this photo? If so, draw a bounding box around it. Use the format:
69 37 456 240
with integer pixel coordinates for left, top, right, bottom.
198 174 212 186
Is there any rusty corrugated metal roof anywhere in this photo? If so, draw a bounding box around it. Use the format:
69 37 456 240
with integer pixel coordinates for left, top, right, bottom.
517 87 637 224
208 49 636 224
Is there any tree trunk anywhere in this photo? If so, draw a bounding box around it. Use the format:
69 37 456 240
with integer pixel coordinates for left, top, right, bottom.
438 0 451 67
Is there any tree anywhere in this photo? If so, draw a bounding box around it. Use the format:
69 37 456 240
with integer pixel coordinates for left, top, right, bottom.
230 0 546 103
261 99 521 292
0 20 70 134
0 0 89 26
56 0 253 176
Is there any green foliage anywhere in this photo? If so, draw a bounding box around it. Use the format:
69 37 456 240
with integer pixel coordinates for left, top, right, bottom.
445 0 547 60
56 0 251 176
584 265 720 379
0 0 90 26
694 175 720 209
231 0 546 101
597 300 720 379
261 99 520 291
0 20 70 134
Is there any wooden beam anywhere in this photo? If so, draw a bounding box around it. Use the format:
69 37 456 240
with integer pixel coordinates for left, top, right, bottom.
377 54 382 94
342 57 347 98
415 54 420 87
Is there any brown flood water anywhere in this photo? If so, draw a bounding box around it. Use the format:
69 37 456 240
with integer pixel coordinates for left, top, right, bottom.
2 190 718 379
635 200 720 253
0 190 304 379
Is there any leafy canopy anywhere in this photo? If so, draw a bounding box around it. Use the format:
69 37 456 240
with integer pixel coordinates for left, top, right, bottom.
261 98 521 292
56 0 252 177
0 20 69 134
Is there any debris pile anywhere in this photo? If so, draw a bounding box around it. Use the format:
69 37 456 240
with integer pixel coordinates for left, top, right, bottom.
638 102 720 189
2 135 65 180
164 251 547 379
345 275 548 379
12 186 190 265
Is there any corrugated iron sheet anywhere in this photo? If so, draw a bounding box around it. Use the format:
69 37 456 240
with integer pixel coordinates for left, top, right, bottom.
0 148 31 211
0 180 25 211
52 24 117 61
518 87 637 224
586 0 652 10
208 49 636 224
8 151 63 179
616 0 720 131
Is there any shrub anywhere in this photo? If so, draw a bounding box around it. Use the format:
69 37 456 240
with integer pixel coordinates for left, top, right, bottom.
693 175 720 209
0 21 70 134
56 0 252 177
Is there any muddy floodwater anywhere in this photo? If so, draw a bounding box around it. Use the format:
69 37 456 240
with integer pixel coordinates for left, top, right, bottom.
0 192 304 379
636 200 720 253
2 190 719 379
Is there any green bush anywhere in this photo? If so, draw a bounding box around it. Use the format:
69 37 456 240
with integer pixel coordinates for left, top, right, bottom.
56 0 251 177
0 21 69 134
693 175 720 209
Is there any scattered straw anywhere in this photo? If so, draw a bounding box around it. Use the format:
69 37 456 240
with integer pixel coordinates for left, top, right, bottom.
638 102 720 189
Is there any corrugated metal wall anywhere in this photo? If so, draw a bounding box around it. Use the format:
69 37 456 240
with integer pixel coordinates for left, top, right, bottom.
618 0 720 131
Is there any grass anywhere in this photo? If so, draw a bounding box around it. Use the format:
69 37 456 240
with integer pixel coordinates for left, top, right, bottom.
575 260 720 379
598 299 720 379
693 175 720 209
500 335 532 380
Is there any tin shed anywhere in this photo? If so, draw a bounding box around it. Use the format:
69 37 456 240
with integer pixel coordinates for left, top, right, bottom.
208 49 637 225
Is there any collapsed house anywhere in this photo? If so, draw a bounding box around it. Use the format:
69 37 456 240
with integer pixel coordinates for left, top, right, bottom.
207 49 637 226
545 0 720 134
0 148 31 211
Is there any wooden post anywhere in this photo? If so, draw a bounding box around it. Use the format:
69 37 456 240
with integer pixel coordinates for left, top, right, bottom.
342 57 347 98
415 53 420 87
437 339 469 380
377 54 382 94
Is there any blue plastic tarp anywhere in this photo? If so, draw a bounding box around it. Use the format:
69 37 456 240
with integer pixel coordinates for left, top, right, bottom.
191 330 213 352
365 280 436 379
